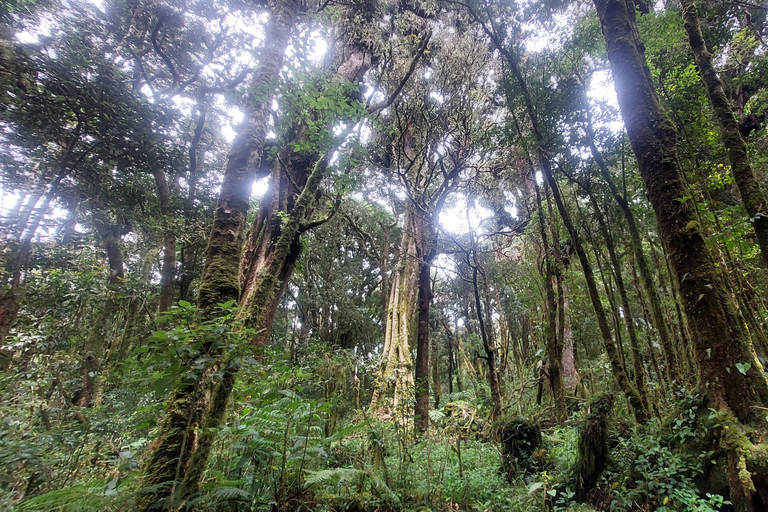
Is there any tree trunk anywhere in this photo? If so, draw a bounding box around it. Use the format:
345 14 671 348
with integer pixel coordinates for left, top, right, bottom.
681 0 768 268
544 170 647 423
139 1 300 508
469 245 502 421
195 0 300 314
561 285 578 393
537 184 567 422
588 190 650 414
584 102 680 380
370 206 419 414
154 167 176 312
0 170 65 370
414 210 437 433
594 0 768 421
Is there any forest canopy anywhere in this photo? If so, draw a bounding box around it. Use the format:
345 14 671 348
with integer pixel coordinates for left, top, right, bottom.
2 0 768 510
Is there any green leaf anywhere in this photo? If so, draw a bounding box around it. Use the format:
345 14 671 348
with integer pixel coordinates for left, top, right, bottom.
735 362 752 375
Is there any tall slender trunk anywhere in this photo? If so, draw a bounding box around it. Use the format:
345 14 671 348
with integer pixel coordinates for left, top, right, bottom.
594 0 768 421
546 171 647 423
470 251 502 421
537 184 567 422
139 2 300 508
154 168 176 312
587 190 649 413
195 0 300 314
560 285 578 393
681 0 768 268
584 103 679 380
414 216 436 433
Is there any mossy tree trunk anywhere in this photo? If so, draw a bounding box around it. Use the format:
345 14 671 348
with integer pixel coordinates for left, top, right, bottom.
583 99 680 381
544 166 647 423
681 0 768 268
537 183 567 423
371 205 420 414
594 0 768 421
77 218 125 408
138 1 301 509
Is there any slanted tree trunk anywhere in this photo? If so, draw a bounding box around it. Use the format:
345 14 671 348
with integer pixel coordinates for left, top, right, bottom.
238 44 372 346
0 169 66 370
594 0 768 421
681 0 768 268
138 1 300 508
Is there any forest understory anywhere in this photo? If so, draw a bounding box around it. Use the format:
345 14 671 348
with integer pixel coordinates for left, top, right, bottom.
2 0 768 510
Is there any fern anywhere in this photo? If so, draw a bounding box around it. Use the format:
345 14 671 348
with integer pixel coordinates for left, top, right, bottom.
304 467 365 487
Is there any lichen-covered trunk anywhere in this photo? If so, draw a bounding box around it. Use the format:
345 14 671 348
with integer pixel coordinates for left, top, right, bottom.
681 0 768 268
595 0 768 420
370 206 420 415
238 162 304 348
139 2 300 509
195 0 300 314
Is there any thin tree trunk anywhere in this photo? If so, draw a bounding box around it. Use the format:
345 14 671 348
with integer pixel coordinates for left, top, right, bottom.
588 190 649 413
584 102 680 380
545 171 647 423
154 168 176 312
470 253 502 421
595 0 768 421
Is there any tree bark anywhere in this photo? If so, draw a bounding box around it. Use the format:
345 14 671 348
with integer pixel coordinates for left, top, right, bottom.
414 215 436 432
594 0 768 421
587 189 649 413
371 205 419 414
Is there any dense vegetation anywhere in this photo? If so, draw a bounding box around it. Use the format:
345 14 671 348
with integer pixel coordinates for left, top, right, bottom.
2 0 768 510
